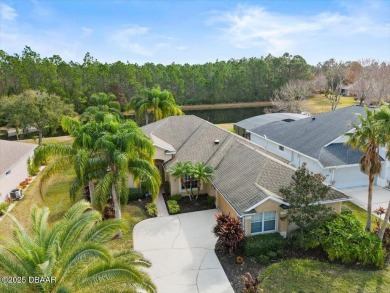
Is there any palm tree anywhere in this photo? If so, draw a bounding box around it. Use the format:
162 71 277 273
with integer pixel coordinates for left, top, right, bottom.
81 93 123 123
192 162 214 199
128 86 183 125
346 107 386 231
167 161 193 200
32 117 103 204
0 201 156 293
93 120 161 223
374 104 390 240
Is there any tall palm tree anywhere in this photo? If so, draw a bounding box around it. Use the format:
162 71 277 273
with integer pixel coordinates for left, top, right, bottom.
128 86 183 124
0 201 156 293
32 117 103 204
374 104 390 240
346 107 386 231
93 120 161 222
167 161 193 199
192 162 214 199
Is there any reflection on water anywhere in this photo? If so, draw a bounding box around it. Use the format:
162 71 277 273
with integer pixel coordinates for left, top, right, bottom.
185 107 266 124
125 106 267 125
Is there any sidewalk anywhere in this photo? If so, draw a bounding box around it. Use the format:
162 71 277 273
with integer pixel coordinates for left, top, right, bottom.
156 192 169 217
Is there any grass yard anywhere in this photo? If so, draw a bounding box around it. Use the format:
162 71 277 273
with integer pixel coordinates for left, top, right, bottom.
305 94 356 114
0 140 146 250
259 258 390 293
20 135 73 145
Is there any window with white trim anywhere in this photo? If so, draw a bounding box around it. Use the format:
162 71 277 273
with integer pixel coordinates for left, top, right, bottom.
180 174 198 190
250 211 276 234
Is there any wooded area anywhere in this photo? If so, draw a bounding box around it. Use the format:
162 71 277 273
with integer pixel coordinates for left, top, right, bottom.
0 47 312 112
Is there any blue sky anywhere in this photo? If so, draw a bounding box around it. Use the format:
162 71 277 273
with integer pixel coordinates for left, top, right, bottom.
0 0 389 65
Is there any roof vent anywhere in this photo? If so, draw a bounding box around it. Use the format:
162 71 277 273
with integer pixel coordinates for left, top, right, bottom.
312 117 316 120
214 139 220 145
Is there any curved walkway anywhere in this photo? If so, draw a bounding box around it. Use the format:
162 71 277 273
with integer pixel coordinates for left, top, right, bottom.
134 209 234 293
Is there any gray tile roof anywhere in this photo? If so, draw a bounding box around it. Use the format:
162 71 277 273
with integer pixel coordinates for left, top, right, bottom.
235 113 308 131
0 140 37 176
251 106 369 167
143 115 349 216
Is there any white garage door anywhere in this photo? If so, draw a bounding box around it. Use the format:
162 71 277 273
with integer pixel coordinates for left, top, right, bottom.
333 167 368 189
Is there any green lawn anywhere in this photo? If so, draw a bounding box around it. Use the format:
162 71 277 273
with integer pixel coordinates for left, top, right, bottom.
0 154 146 251
259 258 390 293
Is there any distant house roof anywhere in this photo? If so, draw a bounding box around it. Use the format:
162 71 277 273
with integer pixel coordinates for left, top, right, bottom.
250 105 369 167
0 140 37 176
142 115 349 216
235 113 308 132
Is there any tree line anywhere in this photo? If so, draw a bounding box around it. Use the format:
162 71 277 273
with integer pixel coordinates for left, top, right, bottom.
0 47 312 111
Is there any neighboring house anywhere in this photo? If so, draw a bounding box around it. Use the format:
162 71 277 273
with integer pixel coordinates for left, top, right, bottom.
141 115 349 238
0 140 37 203
248 105 390 189
234 113 308 138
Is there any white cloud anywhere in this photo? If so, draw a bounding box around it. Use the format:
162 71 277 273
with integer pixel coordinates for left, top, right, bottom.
208 5 390 55
81 27 93 37
111 25 152 56
0 3 17 20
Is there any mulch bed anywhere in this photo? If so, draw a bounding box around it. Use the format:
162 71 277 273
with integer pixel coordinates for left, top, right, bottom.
163 193 215 214
129 196 153 218
216 249 265 293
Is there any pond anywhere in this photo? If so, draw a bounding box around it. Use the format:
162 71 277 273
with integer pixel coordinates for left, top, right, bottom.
184 106 267 124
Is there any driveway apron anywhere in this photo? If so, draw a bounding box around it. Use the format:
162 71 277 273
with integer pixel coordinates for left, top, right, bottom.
134 209 234 293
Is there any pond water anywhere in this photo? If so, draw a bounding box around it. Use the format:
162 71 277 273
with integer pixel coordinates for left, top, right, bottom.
185 106 267 124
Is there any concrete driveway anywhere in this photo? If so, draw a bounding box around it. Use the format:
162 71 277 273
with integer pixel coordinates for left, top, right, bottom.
133 209 234 293
342 186 390 212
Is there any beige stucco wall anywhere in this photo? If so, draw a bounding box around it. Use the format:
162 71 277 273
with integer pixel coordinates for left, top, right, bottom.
0 151 33 203
325 202 342 213
216 190 238 219
154 147 172 162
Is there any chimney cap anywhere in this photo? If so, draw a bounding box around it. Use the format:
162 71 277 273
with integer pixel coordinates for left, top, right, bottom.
214 139 220 144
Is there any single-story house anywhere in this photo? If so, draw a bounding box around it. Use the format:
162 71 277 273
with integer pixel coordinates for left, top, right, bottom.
248 105 390 189
0 140 37 202
234 112 309 138
141 115 349 237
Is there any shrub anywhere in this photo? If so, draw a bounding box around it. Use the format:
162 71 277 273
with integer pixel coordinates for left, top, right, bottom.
242 272 260 293
27 157 39 176
267 251 278 259
276 249 284 256
146 203 158 217
163 181 171 196
167 200 180 214
373 218 390 252
128 188 141 202
289 225 326 250
321 213 385 268
213 213 245 254
170 194 182 201
207 195 215 207
341 205 352 214
0 202 10 216
243 233 286 257
258 255 269 265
